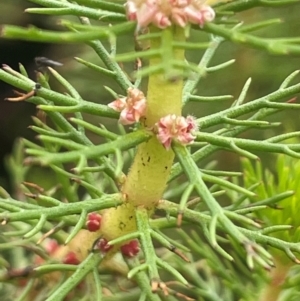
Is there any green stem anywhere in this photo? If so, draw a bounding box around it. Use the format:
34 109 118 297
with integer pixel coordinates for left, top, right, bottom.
157 199 300 256
1 22 133 43
126 258 161 301
0 195 122 222
203 22 300 55
196 132 300 156
46 253 102 301
217 0 298 12
100 27 186 242
25 130 151 165
122 26 185 208
79 16 133 92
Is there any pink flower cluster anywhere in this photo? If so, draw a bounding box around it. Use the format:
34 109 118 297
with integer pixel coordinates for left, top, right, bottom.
125 0 215 28
63 251 81 265
156 114 198 150
86 212 102 232
120 240 140 258
96 238 113 253
108 87 147 125
95 238 140 258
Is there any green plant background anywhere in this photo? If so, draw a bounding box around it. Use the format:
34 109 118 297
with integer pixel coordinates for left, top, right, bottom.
1 1 300 193
1 1 300 300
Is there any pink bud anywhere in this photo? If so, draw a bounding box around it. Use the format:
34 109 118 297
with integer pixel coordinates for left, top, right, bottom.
121 240 140 258
86 212 102 232
63 251 80 265
125 0 138 21
153 12 172 28
201 5 216 23
184 6 203 24
96 238 113 253
137 0 160 27
171 8 188 27
45 239 59 254
108 97 126 112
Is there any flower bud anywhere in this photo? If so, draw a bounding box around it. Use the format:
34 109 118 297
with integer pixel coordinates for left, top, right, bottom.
120 240 140 258
96 238 113 253
63 251 80 265
86 212 102 232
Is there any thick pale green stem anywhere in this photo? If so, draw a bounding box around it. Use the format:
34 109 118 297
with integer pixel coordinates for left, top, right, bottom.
122 26 185 208
101 27 186 240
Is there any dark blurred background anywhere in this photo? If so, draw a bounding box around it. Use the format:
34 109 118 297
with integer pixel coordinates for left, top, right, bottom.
1 0 300 191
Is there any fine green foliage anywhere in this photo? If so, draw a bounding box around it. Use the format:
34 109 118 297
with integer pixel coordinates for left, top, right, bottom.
1 0 300 301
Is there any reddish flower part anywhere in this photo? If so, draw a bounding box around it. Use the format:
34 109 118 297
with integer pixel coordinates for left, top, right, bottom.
125 0 215 29
18 279 28 287
155 114 198 150
108 87 147 125
35 239 60 265
96 238 113 253
86 212 102 232
45 239 59 255
121 240 140 258
63 251 81 265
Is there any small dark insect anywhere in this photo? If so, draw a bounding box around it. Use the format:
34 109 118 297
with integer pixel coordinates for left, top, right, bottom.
34 83 42 96
35 56 63 70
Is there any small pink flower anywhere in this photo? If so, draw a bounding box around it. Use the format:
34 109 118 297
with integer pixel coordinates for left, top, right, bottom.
125 0 215 28
136 0 160 27
108 87 147 125
63 251 80 265
186 115 198 131
126 0 138 20
86 212 102 232
171 7 187 27
120 240 140 258
187 5 215 27
108 98 126 112
96 238 113 253
156 114 198 150
153 11 172 28
201 5 215 22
